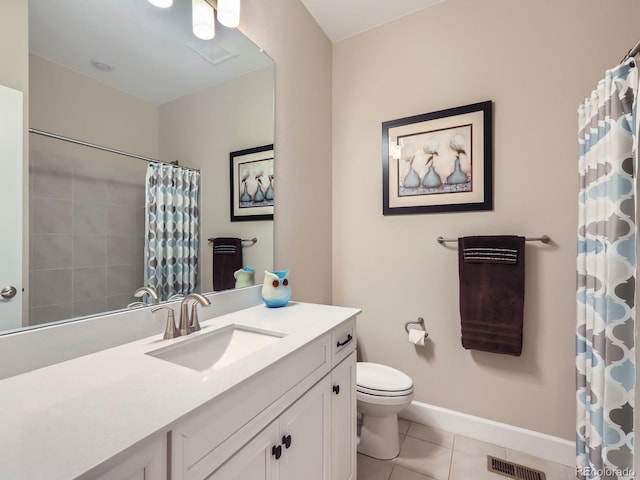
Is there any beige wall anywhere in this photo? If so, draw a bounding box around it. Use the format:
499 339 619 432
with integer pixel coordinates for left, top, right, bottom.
0 0 27 91
332 0 640 440
159 66 275 292
241 0 334 304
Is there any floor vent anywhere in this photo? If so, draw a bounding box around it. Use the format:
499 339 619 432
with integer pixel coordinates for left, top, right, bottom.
487 455 547 480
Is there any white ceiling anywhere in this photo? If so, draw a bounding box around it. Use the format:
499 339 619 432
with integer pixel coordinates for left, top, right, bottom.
28 0 443 104
29 0 272 105
300 0 445 43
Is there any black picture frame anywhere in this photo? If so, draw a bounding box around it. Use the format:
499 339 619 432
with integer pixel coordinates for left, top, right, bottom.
229 144 274 222
382 101 493 215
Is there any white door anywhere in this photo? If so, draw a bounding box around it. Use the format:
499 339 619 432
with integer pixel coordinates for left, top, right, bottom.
0 84 23 330
207 422 279 480
332 351 357 480
279 376 331 480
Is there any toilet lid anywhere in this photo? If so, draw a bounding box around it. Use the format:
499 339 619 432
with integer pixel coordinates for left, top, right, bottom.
356 362 413 395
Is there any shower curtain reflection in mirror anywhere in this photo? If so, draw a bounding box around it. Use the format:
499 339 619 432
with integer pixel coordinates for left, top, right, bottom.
144 163 200 302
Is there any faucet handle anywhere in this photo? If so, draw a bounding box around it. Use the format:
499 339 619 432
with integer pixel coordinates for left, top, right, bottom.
151 306 181 340
179 303 191 336
190 303 202 332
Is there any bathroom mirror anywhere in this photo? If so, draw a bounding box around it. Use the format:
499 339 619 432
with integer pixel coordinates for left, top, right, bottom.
1 0 274 335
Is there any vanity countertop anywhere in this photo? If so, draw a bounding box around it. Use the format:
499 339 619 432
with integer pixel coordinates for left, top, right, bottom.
0 301 360 480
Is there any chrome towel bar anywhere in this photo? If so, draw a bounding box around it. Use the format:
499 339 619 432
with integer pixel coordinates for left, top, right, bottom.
436 235 550 245
207 237 257 246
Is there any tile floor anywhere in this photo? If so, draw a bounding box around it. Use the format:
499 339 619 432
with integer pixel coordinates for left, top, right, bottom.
357 419 576 480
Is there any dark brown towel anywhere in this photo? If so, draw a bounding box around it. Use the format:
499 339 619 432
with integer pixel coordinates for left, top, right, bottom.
212 237 243 291
458 235 525 356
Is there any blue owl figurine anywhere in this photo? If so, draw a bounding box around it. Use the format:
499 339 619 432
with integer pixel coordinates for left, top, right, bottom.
262 270 291 308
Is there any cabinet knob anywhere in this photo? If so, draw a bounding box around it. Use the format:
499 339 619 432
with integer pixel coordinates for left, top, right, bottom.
271 444 282 460
332 385 340 395
282 434 292 449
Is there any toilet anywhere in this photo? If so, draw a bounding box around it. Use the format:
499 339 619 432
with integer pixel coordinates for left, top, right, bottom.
356 362 414 460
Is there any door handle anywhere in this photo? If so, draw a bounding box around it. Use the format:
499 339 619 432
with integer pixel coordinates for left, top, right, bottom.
333 384 340 395
1 286 17 299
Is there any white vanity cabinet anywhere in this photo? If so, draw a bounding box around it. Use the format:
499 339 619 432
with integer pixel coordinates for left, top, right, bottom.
172 317 357 480
0 301 361 480
208 353 357 480
209 376 331 480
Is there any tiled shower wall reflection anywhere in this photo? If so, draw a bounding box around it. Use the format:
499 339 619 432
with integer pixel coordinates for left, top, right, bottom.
29 134 147 326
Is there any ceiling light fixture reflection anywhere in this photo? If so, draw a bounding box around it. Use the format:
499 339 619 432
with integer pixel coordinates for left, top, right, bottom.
217 0 241 28
148 0 241 40
148 0 173 8
192 0 215 40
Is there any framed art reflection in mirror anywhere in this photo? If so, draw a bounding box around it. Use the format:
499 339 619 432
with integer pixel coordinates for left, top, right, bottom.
230 144 275 222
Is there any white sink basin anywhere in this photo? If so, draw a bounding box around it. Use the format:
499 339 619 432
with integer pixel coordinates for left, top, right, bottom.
147 325 286 372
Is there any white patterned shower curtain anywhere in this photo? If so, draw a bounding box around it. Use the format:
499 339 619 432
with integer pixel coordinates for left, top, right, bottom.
576 58 638 480
144 163 200 302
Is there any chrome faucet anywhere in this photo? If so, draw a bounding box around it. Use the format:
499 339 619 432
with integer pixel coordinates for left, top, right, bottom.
134 286 159 305
179 293 212 335
151 306 180 339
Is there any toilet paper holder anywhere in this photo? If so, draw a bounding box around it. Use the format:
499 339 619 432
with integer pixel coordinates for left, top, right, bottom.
404 317 427 335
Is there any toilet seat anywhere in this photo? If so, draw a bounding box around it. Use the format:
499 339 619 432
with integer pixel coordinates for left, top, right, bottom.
357 385 414 397
356 362 414 397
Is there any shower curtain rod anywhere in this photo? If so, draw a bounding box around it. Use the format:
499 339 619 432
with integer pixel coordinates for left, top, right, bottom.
622 38 640 62
28 128 199 171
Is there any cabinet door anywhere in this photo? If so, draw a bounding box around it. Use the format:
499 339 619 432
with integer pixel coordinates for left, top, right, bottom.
332 351 357 480
278 376 331 480
93 434 167 480
206 422 279 480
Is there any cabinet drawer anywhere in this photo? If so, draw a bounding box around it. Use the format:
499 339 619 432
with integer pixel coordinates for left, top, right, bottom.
332 317 356 367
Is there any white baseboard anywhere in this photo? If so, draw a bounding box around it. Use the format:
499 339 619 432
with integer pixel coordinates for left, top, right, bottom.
400 400 575 467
